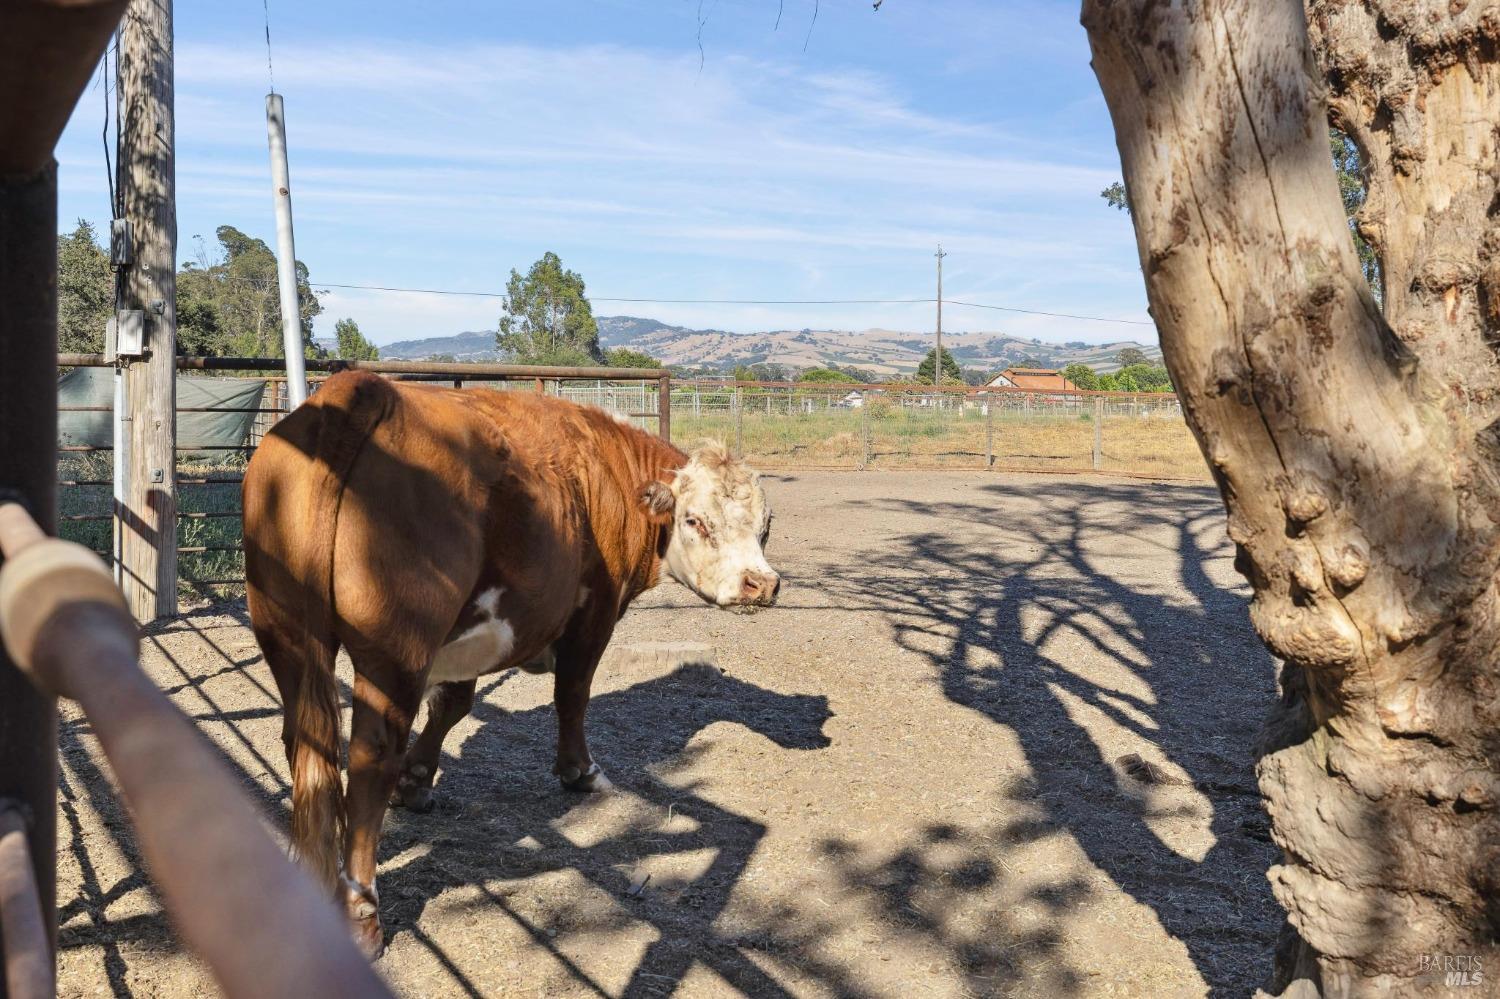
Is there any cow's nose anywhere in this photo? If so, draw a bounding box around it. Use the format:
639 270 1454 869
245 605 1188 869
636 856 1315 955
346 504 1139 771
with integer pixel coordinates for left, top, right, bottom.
741 571 780 605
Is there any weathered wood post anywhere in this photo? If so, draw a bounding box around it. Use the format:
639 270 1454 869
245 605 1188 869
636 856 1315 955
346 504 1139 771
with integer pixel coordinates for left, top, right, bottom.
860 396 871 470
117 0 179 622
985 393 995 469
658 374 671 444
1092 396 1103 471
734 387 744 459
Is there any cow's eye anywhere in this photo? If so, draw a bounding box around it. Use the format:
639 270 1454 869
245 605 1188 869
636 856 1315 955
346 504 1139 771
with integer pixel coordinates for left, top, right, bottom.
684 516 698 528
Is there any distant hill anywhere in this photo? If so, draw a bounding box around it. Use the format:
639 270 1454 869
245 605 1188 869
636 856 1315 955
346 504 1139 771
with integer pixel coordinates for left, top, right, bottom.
380 316 1161 375
381 330 500 362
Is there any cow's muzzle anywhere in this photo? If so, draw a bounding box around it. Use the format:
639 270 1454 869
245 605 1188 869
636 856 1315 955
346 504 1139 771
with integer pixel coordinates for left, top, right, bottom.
737 570 780 608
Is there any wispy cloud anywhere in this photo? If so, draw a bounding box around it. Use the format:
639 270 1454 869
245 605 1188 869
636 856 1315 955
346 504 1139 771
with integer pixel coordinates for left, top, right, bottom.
57 23 1147 345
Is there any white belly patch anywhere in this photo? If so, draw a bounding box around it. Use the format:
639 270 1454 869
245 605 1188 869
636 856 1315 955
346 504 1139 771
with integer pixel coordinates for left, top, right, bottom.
428 587 516 685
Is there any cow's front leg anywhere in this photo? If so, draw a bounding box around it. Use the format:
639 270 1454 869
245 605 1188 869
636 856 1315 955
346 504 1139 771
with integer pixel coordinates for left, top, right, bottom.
551 616 614 793
342 669 421 958
391 679 476 813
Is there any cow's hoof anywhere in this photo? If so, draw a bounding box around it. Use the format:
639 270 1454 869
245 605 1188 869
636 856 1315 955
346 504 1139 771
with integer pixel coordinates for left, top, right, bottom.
351 915 386 960
390 766 436 812
343 878 385 959
395 784 435 812
555 761 612 793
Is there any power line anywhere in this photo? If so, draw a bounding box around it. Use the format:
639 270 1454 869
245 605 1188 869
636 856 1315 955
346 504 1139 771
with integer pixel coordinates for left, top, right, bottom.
262 0 275 94
944 300 1153 326
305 281 1152 325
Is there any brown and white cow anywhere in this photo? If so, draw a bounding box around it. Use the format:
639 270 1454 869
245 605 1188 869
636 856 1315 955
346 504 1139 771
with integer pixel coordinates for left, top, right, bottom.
242 371 778 955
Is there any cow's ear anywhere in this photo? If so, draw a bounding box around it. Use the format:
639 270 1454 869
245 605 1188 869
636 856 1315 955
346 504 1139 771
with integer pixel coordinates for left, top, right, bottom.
639 481 675 524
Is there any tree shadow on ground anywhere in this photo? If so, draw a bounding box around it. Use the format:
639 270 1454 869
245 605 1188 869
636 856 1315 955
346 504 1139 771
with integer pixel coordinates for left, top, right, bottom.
815 480 1281 996
366 661 861 998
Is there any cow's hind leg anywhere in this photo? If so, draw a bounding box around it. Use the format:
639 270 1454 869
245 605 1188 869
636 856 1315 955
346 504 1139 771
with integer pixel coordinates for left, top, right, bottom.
341 660 424 958
390 679 476 813
552 611 616 793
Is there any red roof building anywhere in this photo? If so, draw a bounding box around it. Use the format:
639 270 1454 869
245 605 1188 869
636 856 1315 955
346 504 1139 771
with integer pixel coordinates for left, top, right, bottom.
987 367 1079 391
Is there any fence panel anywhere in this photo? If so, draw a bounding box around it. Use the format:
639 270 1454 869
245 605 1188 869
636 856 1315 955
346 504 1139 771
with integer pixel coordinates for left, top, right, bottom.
1096 393 1202 478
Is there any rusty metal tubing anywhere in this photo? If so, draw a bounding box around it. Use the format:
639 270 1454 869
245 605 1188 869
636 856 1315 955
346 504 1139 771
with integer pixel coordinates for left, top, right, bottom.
58 353 673 382
0 504 391 999
0 807 51 999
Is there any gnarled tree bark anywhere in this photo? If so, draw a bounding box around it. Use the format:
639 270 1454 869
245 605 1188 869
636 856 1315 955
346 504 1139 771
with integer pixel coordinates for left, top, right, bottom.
1082 0 1500 994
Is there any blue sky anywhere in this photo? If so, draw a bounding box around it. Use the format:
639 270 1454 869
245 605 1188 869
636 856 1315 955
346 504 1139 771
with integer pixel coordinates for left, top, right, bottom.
55 0 1150 347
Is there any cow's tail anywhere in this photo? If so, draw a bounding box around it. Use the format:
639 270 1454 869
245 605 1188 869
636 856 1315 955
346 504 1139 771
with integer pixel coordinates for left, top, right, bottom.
285 371 395 892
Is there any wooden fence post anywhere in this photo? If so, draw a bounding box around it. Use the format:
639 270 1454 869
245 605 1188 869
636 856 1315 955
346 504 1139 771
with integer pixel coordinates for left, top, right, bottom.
985 393 994 469
860 398 871 470
658 375 671 444
1093 396 1104 471
734 387 744 459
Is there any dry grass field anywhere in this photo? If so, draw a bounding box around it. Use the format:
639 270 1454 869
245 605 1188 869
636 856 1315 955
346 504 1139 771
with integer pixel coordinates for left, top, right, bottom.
53 471 1277 998
672 407 1207 479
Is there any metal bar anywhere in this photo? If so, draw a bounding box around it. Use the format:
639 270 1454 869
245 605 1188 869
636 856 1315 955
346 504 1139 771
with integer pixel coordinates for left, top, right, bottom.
265 93 309 409
58 353 679 382
0 505 391 999
58 514 112 522
0 806 52 999
175 545 243 554
175 511 240 520
180 578 246 585
174 477 244 485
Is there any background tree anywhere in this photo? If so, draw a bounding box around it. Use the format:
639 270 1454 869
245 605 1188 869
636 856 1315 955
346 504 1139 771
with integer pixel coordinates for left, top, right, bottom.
1116 363 1172 393
335 318 379 361
1085 0 1500 991
177 226 321 356
496 252 603 366
57 220 112 353
1100 180 1130 212
1330 128 1380 301
602 346 661 368
1061 362 1099 391
915 346 963 385
797 367 858 383
1114 346 1148 368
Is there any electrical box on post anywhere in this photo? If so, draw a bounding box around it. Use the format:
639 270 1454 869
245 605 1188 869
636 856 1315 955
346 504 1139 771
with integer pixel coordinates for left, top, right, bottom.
110 219 133 267
109 310 145 358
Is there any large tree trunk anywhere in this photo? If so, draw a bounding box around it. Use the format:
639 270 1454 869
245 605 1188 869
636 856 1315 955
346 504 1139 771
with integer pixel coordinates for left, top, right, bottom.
1082 1 1500 994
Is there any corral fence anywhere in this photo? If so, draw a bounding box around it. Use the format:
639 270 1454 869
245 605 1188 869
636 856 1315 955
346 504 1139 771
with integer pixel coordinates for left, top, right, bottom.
55 360 1204 596
670 381 1206 478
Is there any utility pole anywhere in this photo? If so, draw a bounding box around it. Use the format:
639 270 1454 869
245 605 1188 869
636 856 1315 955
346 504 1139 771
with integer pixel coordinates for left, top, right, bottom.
935 245 947 385
266 93 308 408
117 0 178 621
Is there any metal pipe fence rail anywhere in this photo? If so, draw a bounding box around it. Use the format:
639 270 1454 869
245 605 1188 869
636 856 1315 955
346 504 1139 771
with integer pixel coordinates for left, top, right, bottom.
56 355 673 595
0 502 391 998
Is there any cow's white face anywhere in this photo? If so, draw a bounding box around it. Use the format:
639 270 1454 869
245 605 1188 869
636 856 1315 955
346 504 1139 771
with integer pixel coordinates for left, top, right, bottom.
658 443 779 610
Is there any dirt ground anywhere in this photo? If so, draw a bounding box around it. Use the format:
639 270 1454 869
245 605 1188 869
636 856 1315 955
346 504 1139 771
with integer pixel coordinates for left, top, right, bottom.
53 471 1280 998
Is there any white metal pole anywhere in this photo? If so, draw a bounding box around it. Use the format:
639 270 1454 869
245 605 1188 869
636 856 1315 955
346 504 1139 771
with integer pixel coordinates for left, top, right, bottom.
265 93 308 408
